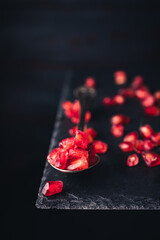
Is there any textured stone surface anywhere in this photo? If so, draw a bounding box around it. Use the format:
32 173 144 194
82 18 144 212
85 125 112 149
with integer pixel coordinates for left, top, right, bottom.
36 71 160 209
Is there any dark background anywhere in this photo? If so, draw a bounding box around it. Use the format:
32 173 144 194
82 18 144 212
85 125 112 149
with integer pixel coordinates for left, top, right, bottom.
1 1 160 239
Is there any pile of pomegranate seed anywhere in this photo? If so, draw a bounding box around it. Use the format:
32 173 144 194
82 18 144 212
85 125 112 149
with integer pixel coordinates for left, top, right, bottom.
62 100 91 124
47 130 108 171
110 114 130 138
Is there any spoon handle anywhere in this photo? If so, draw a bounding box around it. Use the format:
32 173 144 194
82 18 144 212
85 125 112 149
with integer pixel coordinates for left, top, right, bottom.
74 86 96 131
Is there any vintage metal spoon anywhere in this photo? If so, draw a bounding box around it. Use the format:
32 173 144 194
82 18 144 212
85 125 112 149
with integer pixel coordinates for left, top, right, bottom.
50 85 100 173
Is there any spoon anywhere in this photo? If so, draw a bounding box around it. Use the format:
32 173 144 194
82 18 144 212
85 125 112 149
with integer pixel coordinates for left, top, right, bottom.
50 85 100 173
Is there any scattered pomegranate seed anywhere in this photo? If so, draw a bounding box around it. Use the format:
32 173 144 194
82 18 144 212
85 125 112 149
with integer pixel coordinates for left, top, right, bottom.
111 124 124 137
142 151 160 167
74 130 88 149
134 140 145 154
151 132 160 145
59 137 75 150
47 148 68 169
123 131 138 143
110 114 130 125
119 88 135 98
92 140 108 154
135 86 150 100
113 95 125 105
139 124 154 139
85 111 91 122
144 106 160 116
42 181 63 196
114 70 127 85
66 157 89 171
131 76 143 89
85 77 96 88
127 154 139 167
141 95 155 107
102 97 115 106
143 139 155 151
118 142 134 152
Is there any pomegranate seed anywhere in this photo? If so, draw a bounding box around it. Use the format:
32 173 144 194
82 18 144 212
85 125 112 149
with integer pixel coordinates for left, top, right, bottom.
142 151 160 167
154 90 160 102
68 148 88 160
123 131 138 143
110 114 130 125
143 139 155 151
135 86 150 99
134 140 145 154
144 106 160 116
47 148 68 169
151 132 160 145
75 130 88 149
127 154 139 167
113 95 125 105
114 70 127 85
85 111 91 123
102 97 115 106
66 157 88 171
87 128 97 139
139 124 154 139
59 137 75 150
85 77 96 88
68 126 77 136
118 142 134 152
141 95 155 107
42 181 63 196
131 76 143 89
118 88 135 98
92 140 108 154
111 124 124 137
62 101 72 111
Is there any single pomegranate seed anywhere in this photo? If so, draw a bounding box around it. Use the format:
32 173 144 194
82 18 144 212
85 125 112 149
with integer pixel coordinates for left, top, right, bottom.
110 114 130 125
92 140 108 154
123 131 138 143
102 97 115 106
135 86 150 99
87 144 97 166
143 139 155 151
151 132 160 145
113 95 125 105
68 148 88 160
141 95 155 107
144 106 160 116
85 77 96 88
118 142 134 152
66 157 89 171
111 124 124 137
47 148 68 169
59 137 75 150
118 88 135 98
62 101 72 111
85 111 91 122
114 70 127 85
127 154 139 167
68 126 77 136
87 128 97 139
72 100 81 112
142 151 160 167
42 181 63 196
139 124 154 139
131 76 143 89
74 130 88 149
134 140 144 154
154 90 160 102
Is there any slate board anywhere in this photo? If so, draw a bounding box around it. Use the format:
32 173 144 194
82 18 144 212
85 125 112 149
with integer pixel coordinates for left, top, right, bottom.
36 70 160 209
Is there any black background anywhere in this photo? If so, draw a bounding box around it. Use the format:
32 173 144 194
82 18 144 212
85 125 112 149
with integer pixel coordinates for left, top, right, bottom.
1 1 160 239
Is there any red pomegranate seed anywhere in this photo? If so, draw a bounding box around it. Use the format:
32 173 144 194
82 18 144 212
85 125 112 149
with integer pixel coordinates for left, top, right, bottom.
113 95 125 105
144 106 160 116
111 124 124 137
92 140 108 154
68 126 77 136
131 76 143 89
110 114 130 125
134 140 145 154
75 130 88 149
151 132 160 145
118 142 134 152
141 95 155 107
68 148 88 160
139 124 154 139
118 88 135 98
62 101 73 111
142 151 160 167
127 154 139 167
85 77 96 88
123 131 138 143
143 139 155 151
59 137 75 150
42 181 63 196
85 111 91 123
114 70 127 85
154 90 160 102
102 97 115 106
87 128 97 139
66 157 88 171
47 148 68 169
135 86 150 99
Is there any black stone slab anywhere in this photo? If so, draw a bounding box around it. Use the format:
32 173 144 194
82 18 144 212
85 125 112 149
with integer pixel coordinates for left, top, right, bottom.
36 70 160 209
